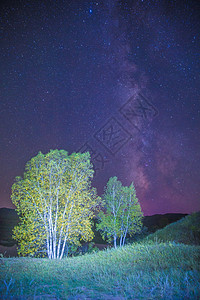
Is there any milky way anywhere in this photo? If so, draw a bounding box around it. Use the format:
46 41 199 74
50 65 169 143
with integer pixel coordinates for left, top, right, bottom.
0 0 199 215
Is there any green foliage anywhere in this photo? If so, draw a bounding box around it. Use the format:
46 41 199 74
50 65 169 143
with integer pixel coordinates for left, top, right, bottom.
97 177 143 247
11 149 101 259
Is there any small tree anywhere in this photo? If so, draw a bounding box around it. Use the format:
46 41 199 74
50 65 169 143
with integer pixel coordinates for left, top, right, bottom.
97 177 143 248
12 150 101 259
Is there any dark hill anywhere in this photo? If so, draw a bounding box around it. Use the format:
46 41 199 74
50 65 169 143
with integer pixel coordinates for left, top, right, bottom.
143 213 188 233
0 208 19 245
145 211 200 245
0 208 187 246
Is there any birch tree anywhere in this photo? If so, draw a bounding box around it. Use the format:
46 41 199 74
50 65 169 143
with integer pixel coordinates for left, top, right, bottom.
118 183 143 247
12 150 101 259
97 177 143 248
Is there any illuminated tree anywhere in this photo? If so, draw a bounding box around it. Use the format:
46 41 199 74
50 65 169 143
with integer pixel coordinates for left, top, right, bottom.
11 150 101 259
97 177 143 248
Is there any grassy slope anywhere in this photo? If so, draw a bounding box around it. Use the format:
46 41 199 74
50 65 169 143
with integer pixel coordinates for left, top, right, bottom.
145 211 200 245
0 212 200 299
0 243 200 299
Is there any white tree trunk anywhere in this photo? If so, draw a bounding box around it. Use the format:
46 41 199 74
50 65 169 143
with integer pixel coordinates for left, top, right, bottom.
114 234 117 248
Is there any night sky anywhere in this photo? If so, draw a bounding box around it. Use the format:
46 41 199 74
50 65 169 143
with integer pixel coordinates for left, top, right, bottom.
0 0 200 215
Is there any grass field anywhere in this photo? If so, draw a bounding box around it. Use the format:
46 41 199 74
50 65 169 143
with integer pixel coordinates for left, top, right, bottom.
144 212 200 245
0 212 199 299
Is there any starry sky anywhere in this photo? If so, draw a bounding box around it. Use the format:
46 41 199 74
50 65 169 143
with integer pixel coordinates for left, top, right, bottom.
0 0 200 215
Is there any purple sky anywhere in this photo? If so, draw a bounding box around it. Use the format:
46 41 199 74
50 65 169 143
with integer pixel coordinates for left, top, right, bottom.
0 0 200 215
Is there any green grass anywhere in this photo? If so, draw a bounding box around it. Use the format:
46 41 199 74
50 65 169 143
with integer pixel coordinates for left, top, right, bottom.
144 212 200 245
0 242 200 299
0 212 200 299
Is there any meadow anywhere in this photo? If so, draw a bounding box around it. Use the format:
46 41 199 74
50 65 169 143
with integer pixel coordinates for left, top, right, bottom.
0 213 199 299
